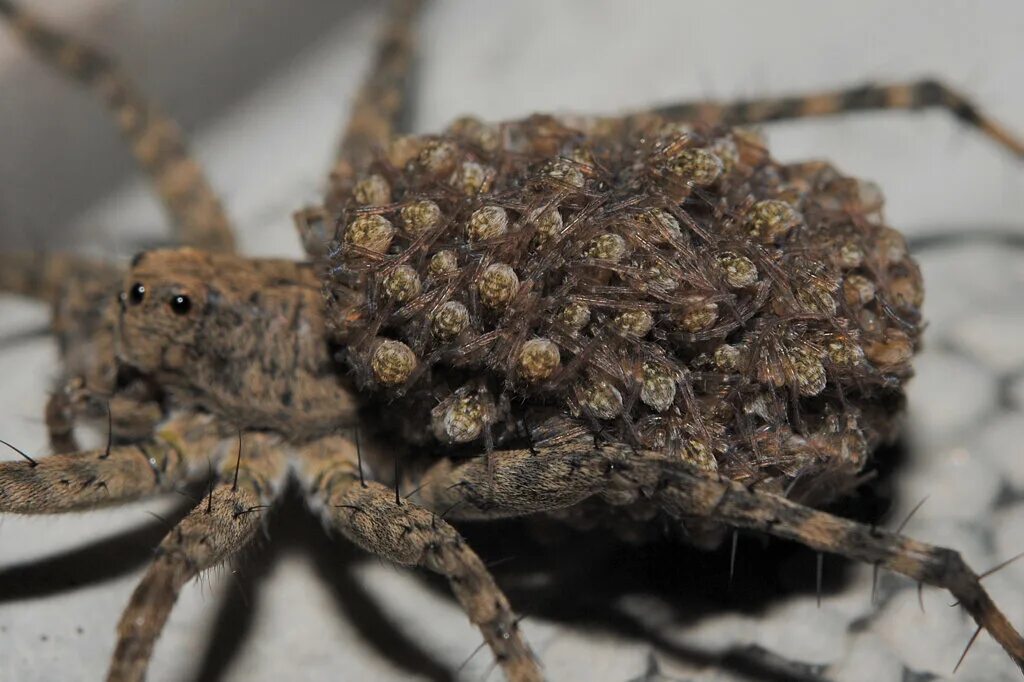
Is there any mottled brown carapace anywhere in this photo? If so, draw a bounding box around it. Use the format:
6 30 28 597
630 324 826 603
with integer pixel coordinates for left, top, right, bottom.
2 1 1024 681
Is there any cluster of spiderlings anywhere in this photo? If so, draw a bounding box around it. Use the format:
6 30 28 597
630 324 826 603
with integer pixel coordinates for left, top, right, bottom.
319 112 922 495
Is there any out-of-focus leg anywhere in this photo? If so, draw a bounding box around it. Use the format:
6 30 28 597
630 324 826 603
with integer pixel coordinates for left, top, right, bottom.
0 1 236 251
636 80 1024 158
329 0 424 194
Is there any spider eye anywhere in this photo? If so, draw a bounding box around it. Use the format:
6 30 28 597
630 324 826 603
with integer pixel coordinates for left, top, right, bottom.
169 294 192 315
128 283 146 305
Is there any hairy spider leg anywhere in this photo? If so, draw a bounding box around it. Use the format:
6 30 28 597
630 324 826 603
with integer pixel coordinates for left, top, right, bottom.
0 251 118 303
411 446 607 521
0 0 236 252
0 412 223 514
294 0 424 256
638 79 1024 158
0 251 165 450
644 454 1024 672
43 382 164 455
329 0 424 196
107 432 288 682
406 443 1024 672
42 390 85 454
295 434 543 682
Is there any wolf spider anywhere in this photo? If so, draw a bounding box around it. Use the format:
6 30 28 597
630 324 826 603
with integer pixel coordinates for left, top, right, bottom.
1 1 1024 680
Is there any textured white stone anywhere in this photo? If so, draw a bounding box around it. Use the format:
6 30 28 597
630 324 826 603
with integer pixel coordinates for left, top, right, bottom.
815 562 877 623
977 414 1024 489
905 349 997 451
948 310 1024 373
751 598 847 666
538 629 651 682
1011 375 1024 413
873 588 979 677
897 444 1003 522
827 632 903 682
916 246 1020 338
993 503 1024 592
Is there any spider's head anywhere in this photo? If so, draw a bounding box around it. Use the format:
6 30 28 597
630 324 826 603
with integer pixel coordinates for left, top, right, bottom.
113 248 348 434
117 249 209 375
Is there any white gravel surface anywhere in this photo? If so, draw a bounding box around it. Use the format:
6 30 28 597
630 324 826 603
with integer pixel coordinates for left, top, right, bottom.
1 1 1023 680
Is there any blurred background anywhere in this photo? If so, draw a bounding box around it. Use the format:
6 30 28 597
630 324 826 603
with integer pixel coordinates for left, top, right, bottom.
1 1 1023 680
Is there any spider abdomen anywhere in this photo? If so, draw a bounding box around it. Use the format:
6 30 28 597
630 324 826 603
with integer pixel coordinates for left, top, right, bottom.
321 113 923 505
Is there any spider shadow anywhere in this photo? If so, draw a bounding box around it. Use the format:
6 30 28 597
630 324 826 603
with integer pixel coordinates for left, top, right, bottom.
189 486 458 682
0 495 197 602
0 486 457 681
0 440 907 682
415 439 910 681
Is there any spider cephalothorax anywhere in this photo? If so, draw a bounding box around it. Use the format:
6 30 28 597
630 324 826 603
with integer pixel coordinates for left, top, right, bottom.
2 1 1024 681
116 249 357 437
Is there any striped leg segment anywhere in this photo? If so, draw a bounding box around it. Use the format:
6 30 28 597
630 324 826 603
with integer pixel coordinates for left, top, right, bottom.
607 450 1024 674
43 381 164 454
296 435 543 682
0 1 236 252
0 251 118 303
644 79 1024 158
106 433 288 682
328 0 424 197
43 390 80 454
640 455 1024 673
411 447 606 521
298 0 424 255
0 413 222 514
405 444 1024 673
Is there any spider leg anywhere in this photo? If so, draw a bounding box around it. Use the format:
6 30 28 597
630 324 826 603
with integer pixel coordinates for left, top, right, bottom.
43 389 80 453
329 0 424 193
630 452 1024 673
0 1 236 252
0 251 165 449
411 446 605 521
0 251 118 304
298 0 424 256
43 383 165 454
637 80 1024 158
107 432 288 682
295 435 543 682
296 1 423 253
407 445 1024 672
0 413 222 514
